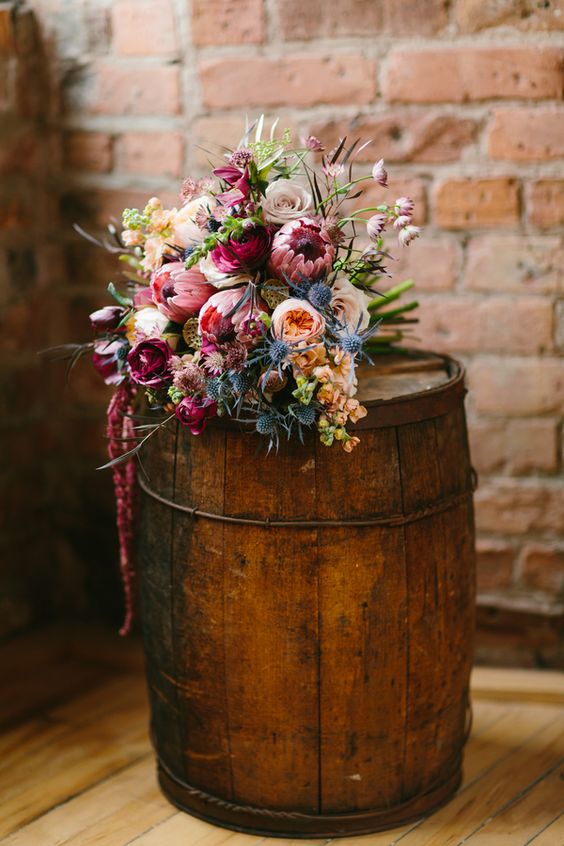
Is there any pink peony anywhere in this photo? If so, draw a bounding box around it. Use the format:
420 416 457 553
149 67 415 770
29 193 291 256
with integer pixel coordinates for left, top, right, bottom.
175 396 217 435
199 287 267 345
151 261 215 324
269 217 335 283
210 225 271 273
271 298 325 343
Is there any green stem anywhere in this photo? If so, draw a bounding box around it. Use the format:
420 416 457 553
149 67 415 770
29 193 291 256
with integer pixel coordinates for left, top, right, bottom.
368 279 415 310
315 174 374 212
376 301 419 321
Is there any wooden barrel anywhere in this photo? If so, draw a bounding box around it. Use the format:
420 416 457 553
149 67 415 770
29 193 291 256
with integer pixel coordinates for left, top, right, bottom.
136 351 476 837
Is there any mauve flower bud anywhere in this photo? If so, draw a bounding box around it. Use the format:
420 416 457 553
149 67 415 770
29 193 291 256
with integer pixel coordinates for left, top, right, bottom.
89 306 123 333
395 196 414 218
366 214 387 241
372 159 388 187
303 135 324 151
398 225 421 247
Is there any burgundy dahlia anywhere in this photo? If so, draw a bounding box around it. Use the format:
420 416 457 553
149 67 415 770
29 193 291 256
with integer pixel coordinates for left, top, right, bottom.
175 396 217 435
269 217 335 283
128 337 172 387
210 225 271 273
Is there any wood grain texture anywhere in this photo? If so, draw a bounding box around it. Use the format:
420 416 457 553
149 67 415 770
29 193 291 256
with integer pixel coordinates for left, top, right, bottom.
137 356 477 834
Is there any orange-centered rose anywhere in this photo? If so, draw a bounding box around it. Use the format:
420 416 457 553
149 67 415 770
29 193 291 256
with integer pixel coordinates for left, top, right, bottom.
271 298 325 344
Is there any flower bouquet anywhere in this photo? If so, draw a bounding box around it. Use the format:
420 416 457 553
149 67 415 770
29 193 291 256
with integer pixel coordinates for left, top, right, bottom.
55 117 421 632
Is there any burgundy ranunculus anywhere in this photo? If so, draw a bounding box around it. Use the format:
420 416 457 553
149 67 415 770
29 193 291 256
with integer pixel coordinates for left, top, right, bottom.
151 261 215 324
127 337 172 387
90 306 124 333
92 339 126 385
175 396 217 435
210 225 271 273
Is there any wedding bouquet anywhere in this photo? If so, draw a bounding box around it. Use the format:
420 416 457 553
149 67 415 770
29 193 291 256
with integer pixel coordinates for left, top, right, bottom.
82 118 420 461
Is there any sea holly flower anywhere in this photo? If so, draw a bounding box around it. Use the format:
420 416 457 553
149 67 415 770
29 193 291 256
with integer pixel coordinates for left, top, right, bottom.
269 217 335 283
128 338 173 387
372 159 388 187
151 261 215 323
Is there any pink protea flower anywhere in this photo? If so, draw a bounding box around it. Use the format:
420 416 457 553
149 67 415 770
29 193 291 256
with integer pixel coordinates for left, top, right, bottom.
199 287 268 345
269 217 336 283
151 261 216 324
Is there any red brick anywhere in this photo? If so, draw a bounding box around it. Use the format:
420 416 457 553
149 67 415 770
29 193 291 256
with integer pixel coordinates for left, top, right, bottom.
383 46 563 103
488 109 564 161
469 419 559 476
309 112 478 164
111 0 177 56
476 539 515 592
415 295 553 355
469 358 564 416
0 127 38 175
199 55 376 109
465 235 563 294
92 64 180 115
382 237 461 292
65 131 113 173
193 115 298 170
435 179 520 229
61 187 178 229
455 0 564 33
520 544 564 594
277 0 448 38
527 181 564 228
474 480 564 534
192 0 264 45
351 176 427 225
121 132 184 178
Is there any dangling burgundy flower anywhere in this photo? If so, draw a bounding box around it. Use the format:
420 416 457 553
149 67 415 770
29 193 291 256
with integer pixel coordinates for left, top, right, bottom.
269 217 336 283
210 225 271 273
175 396 217 435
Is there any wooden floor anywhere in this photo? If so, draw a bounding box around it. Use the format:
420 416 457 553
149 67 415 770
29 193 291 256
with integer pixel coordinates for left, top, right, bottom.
1 626 563 846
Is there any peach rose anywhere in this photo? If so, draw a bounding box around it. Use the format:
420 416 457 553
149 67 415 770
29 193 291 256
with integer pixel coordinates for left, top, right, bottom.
173 196 217 248
271 298 325 343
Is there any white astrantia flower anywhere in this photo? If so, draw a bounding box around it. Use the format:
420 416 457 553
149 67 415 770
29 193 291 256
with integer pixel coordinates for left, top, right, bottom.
262 179 313 225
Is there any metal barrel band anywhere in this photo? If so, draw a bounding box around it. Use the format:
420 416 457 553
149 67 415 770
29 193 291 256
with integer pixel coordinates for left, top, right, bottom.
138 472 477 530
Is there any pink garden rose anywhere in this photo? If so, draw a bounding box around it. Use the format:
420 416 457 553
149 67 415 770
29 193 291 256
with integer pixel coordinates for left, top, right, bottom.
271 298 325 343
151 261 215 324
331 276 372 333
210 225 271 273
127 337 172 387
175 396 217 435
269 217 335 283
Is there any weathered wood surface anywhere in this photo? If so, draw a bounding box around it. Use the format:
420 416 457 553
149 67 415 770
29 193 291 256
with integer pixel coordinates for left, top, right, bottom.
136 353 477 835
1 629 563 846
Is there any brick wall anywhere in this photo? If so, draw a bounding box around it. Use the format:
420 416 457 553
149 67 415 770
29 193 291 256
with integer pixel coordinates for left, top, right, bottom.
6 0 564 660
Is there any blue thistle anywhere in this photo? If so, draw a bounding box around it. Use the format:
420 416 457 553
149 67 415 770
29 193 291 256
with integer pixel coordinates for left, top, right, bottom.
340 333 363 355
268 338 289 365
256 411 279 435
182 246 195 262
229 371 251 394
294 404 317 426
207 218 221 233
206 377 224 401
308 281 332 310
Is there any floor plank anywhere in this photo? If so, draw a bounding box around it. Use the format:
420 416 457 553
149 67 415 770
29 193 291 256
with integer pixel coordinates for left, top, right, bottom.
1 628 564 846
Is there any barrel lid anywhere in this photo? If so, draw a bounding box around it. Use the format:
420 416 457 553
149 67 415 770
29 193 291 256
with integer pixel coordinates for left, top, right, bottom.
353 351 466 430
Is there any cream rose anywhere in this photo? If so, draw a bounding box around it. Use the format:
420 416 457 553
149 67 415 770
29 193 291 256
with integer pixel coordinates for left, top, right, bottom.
126 306 170 345
199 253 251 290
173 196 217 248
262 180 313 225
331 276 372 333
271 298 325 343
